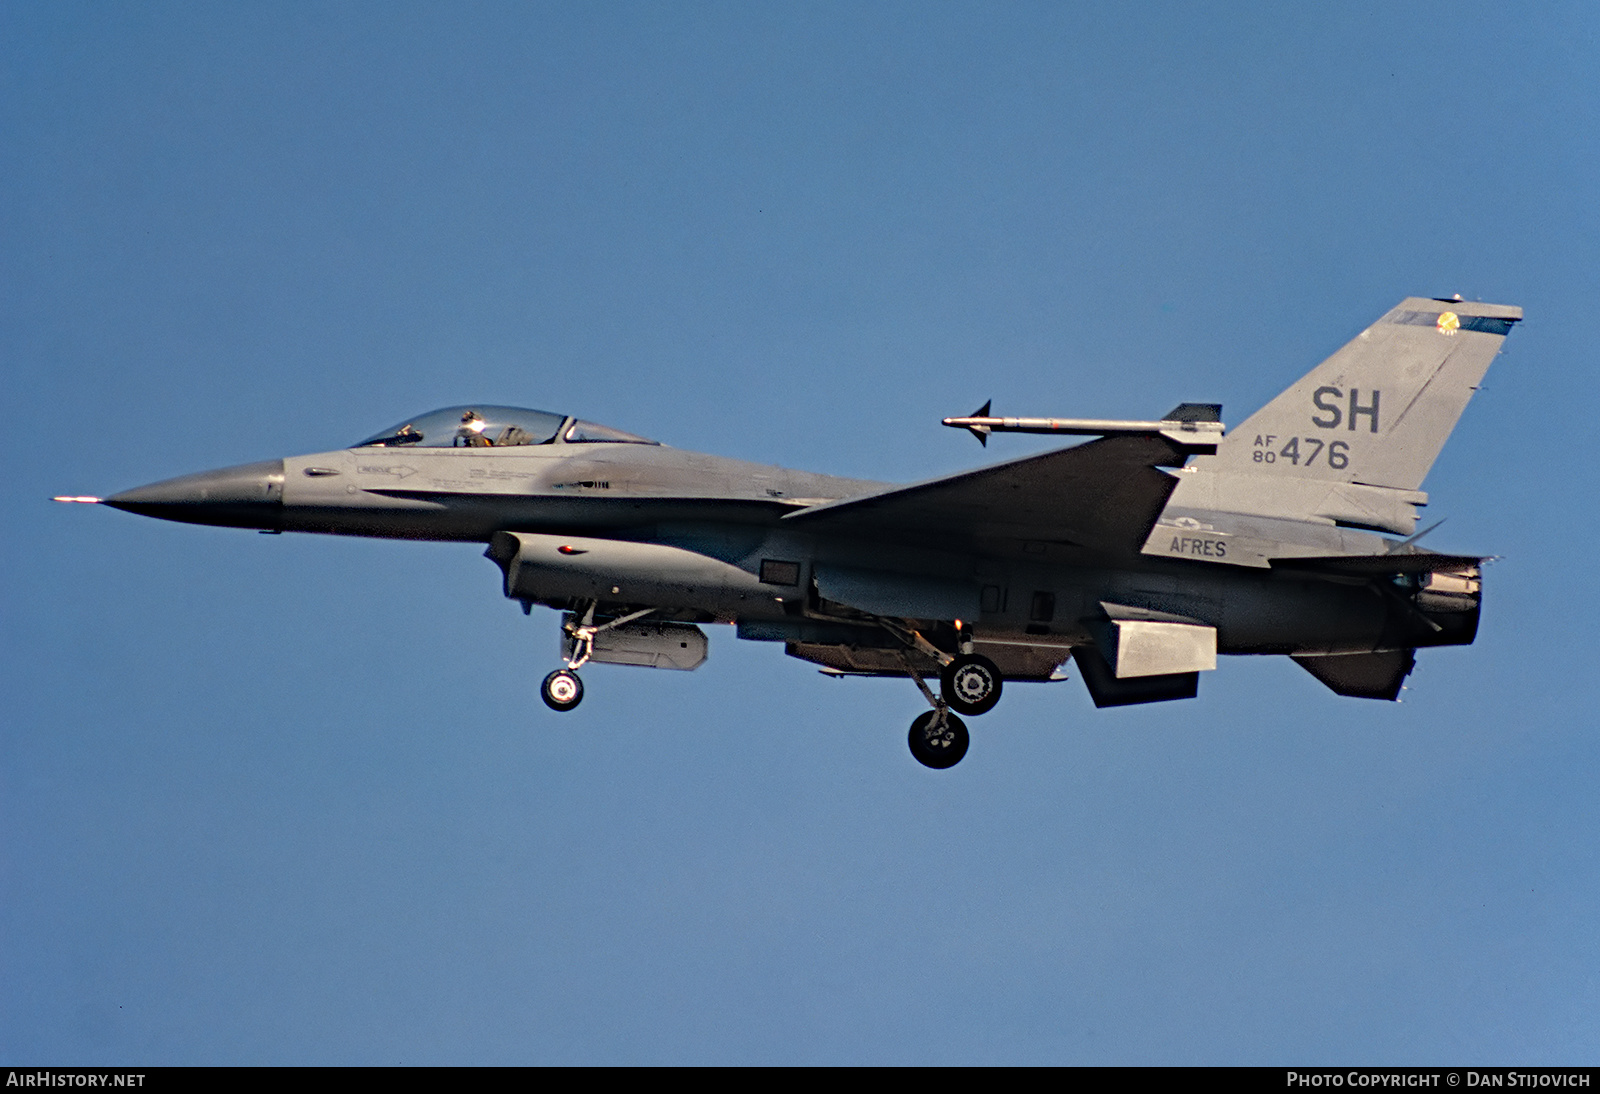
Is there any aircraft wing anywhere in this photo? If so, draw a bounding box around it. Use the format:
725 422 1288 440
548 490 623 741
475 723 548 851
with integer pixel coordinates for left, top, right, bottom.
782 434 1191 554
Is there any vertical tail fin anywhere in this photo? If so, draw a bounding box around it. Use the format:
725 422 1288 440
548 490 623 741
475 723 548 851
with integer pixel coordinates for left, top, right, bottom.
1210 298 1521 491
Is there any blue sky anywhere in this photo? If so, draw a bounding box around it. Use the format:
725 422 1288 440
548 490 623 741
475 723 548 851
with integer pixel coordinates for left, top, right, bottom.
4 1 1598 1064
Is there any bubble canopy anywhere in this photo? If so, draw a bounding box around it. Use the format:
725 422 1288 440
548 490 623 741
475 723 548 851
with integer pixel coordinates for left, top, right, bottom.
354 405 657 448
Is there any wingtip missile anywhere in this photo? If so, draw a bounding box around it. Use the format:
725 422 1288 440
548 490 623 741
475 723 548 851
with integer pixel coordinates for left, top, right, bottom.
942 404 1225 452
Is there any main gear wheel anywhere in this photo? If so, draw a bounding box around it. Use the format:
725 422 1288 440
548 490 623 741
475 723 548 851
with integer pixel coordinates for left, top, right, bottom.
940 654 1003 716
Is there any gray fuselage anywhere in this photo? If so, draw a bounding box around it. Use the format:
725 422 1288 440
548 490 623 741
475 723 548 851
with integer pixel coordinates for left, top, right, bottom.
103 436 1476 679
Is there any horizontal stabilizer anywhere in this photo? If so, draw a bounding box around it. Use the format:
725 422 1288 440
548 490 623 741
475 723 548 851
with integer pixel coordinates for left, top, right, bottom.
1270 551 1485 576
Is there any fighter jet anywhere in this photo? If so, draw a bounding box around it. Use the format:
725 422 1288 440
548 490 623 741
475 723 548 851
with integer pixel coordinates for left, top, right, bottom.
62 297 1519 768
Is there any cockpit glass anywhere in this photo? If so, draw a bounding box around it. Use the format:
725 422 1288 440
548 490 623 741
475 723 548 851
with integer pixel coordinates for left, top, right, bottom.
563 420 659 445
355 406 568 448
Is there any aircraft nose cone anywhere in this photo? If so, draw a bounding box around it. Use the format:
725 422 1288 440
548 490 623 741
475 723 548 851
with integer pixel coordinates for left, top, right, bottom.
104 459 285 530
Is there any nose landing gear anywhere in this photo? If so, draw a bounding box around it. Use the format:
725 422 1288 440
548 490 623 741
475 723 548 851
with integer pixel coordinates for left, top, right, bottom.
540 603 659 713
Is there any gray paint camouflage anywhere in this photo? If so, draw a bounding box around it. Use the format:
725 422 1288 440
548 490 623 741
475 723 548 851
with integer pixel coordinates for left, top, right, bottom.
83 297 1520 761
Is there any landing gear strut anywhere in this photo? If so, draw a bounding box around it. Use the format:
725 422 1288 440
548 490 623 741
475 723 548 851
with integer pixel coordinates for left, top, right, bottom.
899 652 974 769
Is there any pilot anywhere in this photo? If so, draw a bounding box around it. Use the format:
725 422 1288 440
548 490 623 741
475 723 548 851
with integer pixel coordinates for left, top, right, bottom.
456 410 492 447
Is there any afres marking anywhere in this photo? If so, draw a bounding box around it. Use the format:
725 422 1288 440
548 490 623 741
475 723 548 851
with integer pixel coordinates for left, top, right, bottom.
1169 536 1227 558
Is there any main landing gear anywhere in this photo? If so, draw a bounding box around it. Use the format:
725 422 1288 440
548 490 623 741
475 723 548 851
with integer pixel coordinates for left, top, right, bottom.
940 653 1003 716
908 708 969 769
901 650 1003 769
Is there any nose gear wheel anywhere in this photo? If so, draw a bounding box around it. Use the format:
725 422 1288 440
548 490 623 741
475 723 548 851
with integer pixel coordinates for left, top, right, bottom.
541 669 584 712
